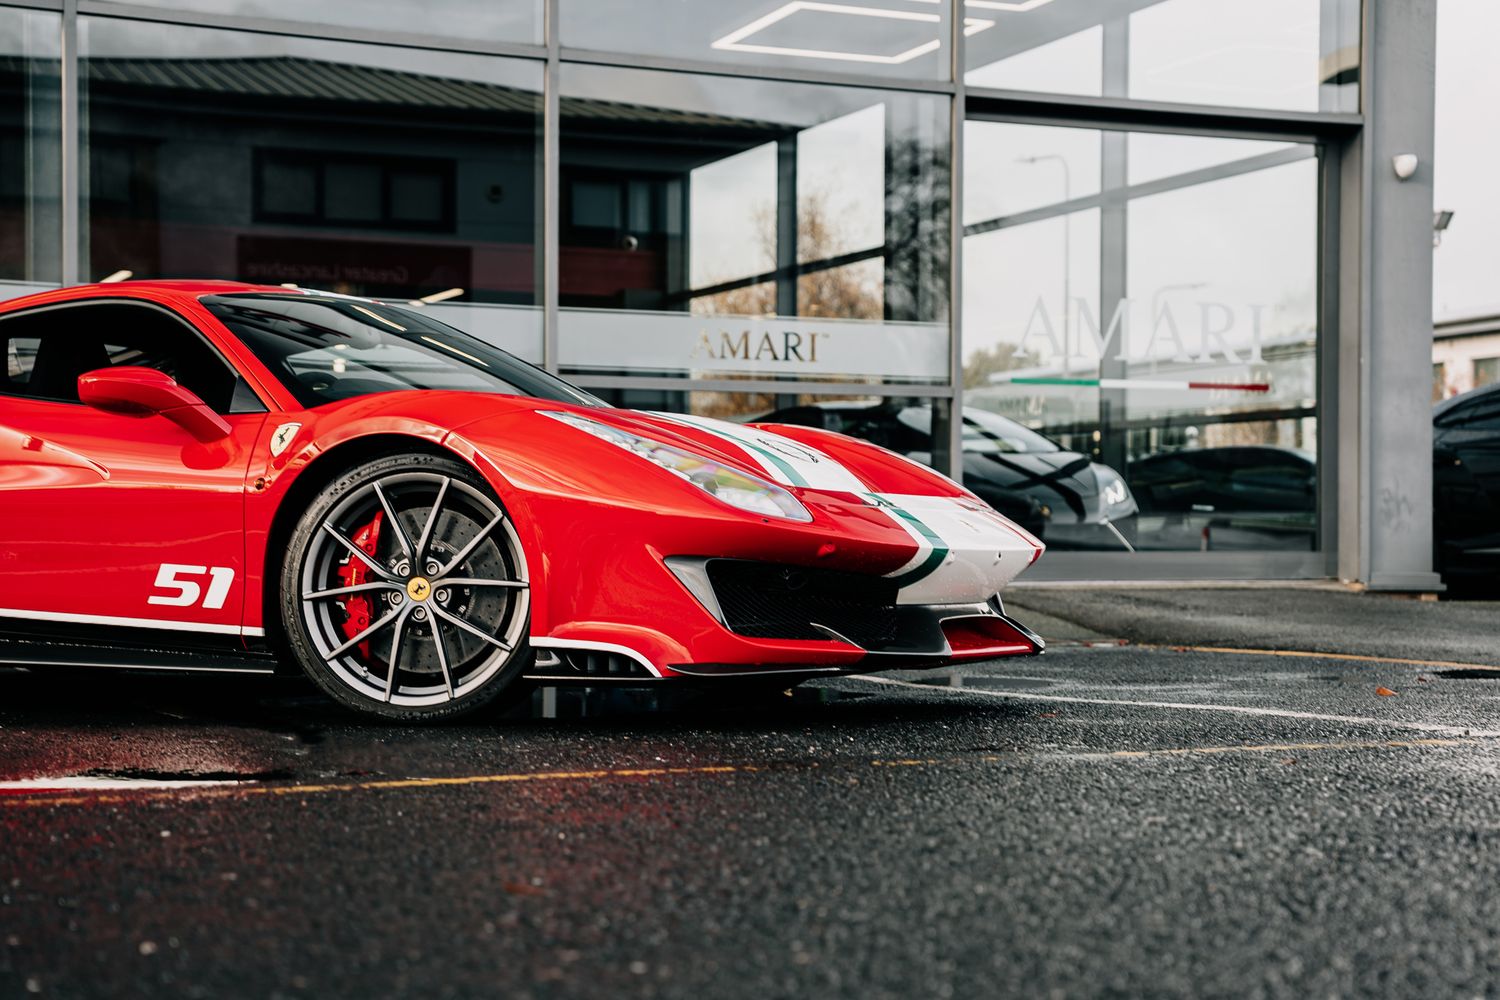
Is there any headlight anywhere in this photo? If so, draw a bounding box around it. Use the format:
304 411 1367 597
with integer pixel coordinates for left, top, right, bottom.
1100 471 1130 508
541 411 812 522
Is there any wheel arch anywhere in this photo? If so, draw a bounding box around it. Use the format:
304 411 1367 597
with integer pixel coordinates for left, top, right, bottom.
258 433 504 663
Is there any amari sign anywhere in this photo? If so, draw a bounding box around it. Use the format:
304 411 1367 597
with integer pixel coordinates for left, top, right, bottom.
557 307 950 382
1017 295 1286 367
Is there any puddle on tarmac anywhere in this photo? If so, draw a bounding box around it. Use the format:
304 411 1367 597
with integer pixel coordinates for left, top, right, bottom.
511 682 869 720
899 674 1057 692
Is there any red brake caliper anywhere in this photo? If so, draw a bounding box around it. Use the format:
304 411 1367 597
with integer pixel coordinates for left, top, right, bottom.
336 511 385 661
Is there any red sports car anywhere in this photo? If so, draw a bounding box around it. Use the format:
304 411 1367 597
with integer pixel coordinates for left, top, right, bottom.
0 281 1045 720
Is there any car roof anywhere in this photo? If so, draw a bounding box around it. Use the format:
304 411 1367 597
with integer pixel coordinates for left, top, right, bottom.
0 279 294 314
1434 380 1500 419
0 281 420 325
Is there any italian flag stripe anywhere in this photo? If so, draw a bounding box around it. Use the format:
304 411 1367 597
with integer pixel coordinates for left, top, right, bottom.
734 438 808 487
993 376 1270 392
864 494 949 588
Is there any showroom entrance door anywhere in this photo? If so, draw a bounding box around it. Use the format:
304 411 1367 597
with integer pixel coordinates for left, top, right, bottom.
960 114 1336 577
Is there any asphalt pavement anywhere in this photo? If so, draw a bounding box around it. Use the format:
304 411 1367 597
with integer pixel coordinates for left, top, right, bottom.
4 589 1500 998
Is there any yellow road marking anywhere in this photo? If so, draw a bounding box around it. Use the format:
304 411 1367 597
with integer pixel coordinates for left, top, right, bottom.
0 764 757 809
1140 644 1500 672
2 737 1492 809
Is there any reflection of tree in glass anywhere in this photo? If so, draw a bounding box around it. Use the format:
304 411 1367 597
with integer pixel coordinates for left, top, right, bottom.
963 342 1037 389
685 136 950 421
691 189 881 320
691 136 949 323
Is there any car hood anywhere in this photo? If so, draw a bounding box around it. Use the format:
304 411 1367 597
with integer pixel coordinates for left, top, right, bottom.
962 449 1107 520
443 396 965 500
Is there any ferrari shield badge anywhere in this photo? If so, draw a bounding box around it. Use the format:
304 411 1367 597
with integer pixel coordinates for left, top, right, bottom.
269 422 301 457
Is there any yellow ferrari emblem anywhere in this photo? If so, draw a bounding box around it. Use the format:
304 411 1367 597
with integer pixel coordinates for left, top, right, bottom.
406 577 432 602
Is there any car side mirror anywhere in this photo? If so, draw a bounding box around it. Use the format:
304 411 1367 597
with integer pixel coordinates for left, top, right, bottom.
77 366 231 443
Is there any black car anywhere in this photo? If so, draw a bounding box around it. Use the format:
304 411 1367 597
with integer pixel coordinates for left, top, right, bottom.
1434 382 1500 582
1127 446 1317 551
754 401 1139 551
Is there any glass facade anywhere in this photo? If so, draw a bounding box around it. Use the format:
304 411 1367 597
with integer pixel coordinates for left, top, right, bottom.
963 122 1320 551
78 18 544 359
965 0 1360 113
0 8 61 290
562 0 954 81
557 64 950 391
0 0 1375 575
113 0 542 45
1431 0 1500 404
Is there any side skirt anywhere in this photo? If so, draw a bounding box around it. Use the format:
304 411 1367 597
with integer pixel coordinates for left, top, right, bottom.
0 620 278 674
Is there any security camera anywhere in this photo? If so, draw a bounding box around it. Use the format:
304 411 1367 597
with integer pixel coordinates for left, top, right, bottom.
1392 154 1419 180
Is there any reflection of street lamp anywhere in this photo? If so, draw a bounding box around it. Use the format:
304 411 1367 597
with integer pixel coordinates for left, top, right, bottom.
1017 154 1071 367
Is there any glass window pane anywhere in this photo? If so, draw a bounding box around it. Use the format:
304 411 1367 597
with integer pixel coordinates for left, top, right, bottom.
324 163 382 223
962 121 1321 554
1475 357 1500 391
1434 1 1500 324
0 9 61 286
109 0 541 46
965 0 1359 113
80 19 542 359
562 0 954 82
558 64 950 385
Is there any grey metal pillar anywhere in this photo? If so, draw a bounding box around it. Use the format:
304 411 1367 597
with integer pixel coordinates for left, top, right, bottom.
1336 0 1442 590
1095 15 1129 473
775 135 797 318
771 136 798 411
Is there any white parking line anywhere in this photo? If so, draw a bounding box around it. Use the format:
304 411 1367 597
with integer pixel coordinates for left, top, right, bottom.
853 675 1500 739
0 776 240 793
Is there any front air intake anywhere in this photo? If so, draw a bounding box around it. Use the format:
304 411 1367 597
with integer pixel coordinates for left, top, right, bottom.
704 559 901 647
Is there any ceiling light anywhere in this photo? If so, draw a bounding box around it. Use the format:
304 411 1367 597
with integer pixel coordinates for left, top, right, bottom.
965 0 1057 11
712 2 944 65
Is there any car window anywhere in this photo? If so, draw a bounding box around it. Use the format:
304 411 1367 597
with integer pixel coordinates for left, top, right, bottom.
0 301 258 414
203 293 601 410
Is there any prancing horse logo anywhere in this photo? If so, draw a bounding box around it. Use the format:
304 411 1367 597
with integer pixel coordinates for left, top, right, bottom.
269 422 301 457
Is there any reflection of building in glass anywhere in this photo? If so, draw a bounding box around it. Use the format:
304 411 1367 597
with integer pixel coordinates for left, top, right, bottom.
81 53 540 303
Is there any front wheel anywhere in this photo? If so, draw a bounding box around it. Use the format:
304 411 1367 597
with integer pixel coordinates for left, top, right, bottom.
279 452 533 722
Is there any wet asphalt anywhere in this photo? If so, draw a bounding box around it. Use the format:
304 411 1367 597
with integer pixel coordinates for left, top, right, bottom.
4 592 1500 999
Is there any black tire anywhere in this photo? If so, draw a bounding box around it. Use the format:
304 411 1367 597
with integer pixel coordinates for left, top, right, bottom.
279 452 533 722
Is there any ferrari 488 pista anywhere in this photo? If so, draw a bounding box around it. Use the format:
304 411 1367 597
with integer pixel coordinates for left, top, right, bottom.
0 282 1044 720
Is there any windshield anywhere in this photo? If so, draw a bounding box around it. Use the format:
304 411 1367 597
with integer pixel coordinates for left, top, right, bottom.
895 406 1061 454
202 293 599 409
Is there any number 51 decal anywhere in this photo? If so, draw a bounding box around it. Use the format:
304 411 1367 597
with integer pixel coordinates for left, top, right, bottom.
148 564 235 610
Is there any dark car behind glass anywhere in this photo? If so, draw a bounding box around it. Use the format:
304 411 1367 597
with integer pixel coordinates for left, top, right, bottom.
753 401 1139 551
1127 446 1317 551
1433 383 1500 584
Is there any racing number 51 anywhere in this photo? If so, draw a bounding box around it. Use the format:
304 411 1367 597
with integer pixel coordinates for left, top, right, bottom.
148 564 236 610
